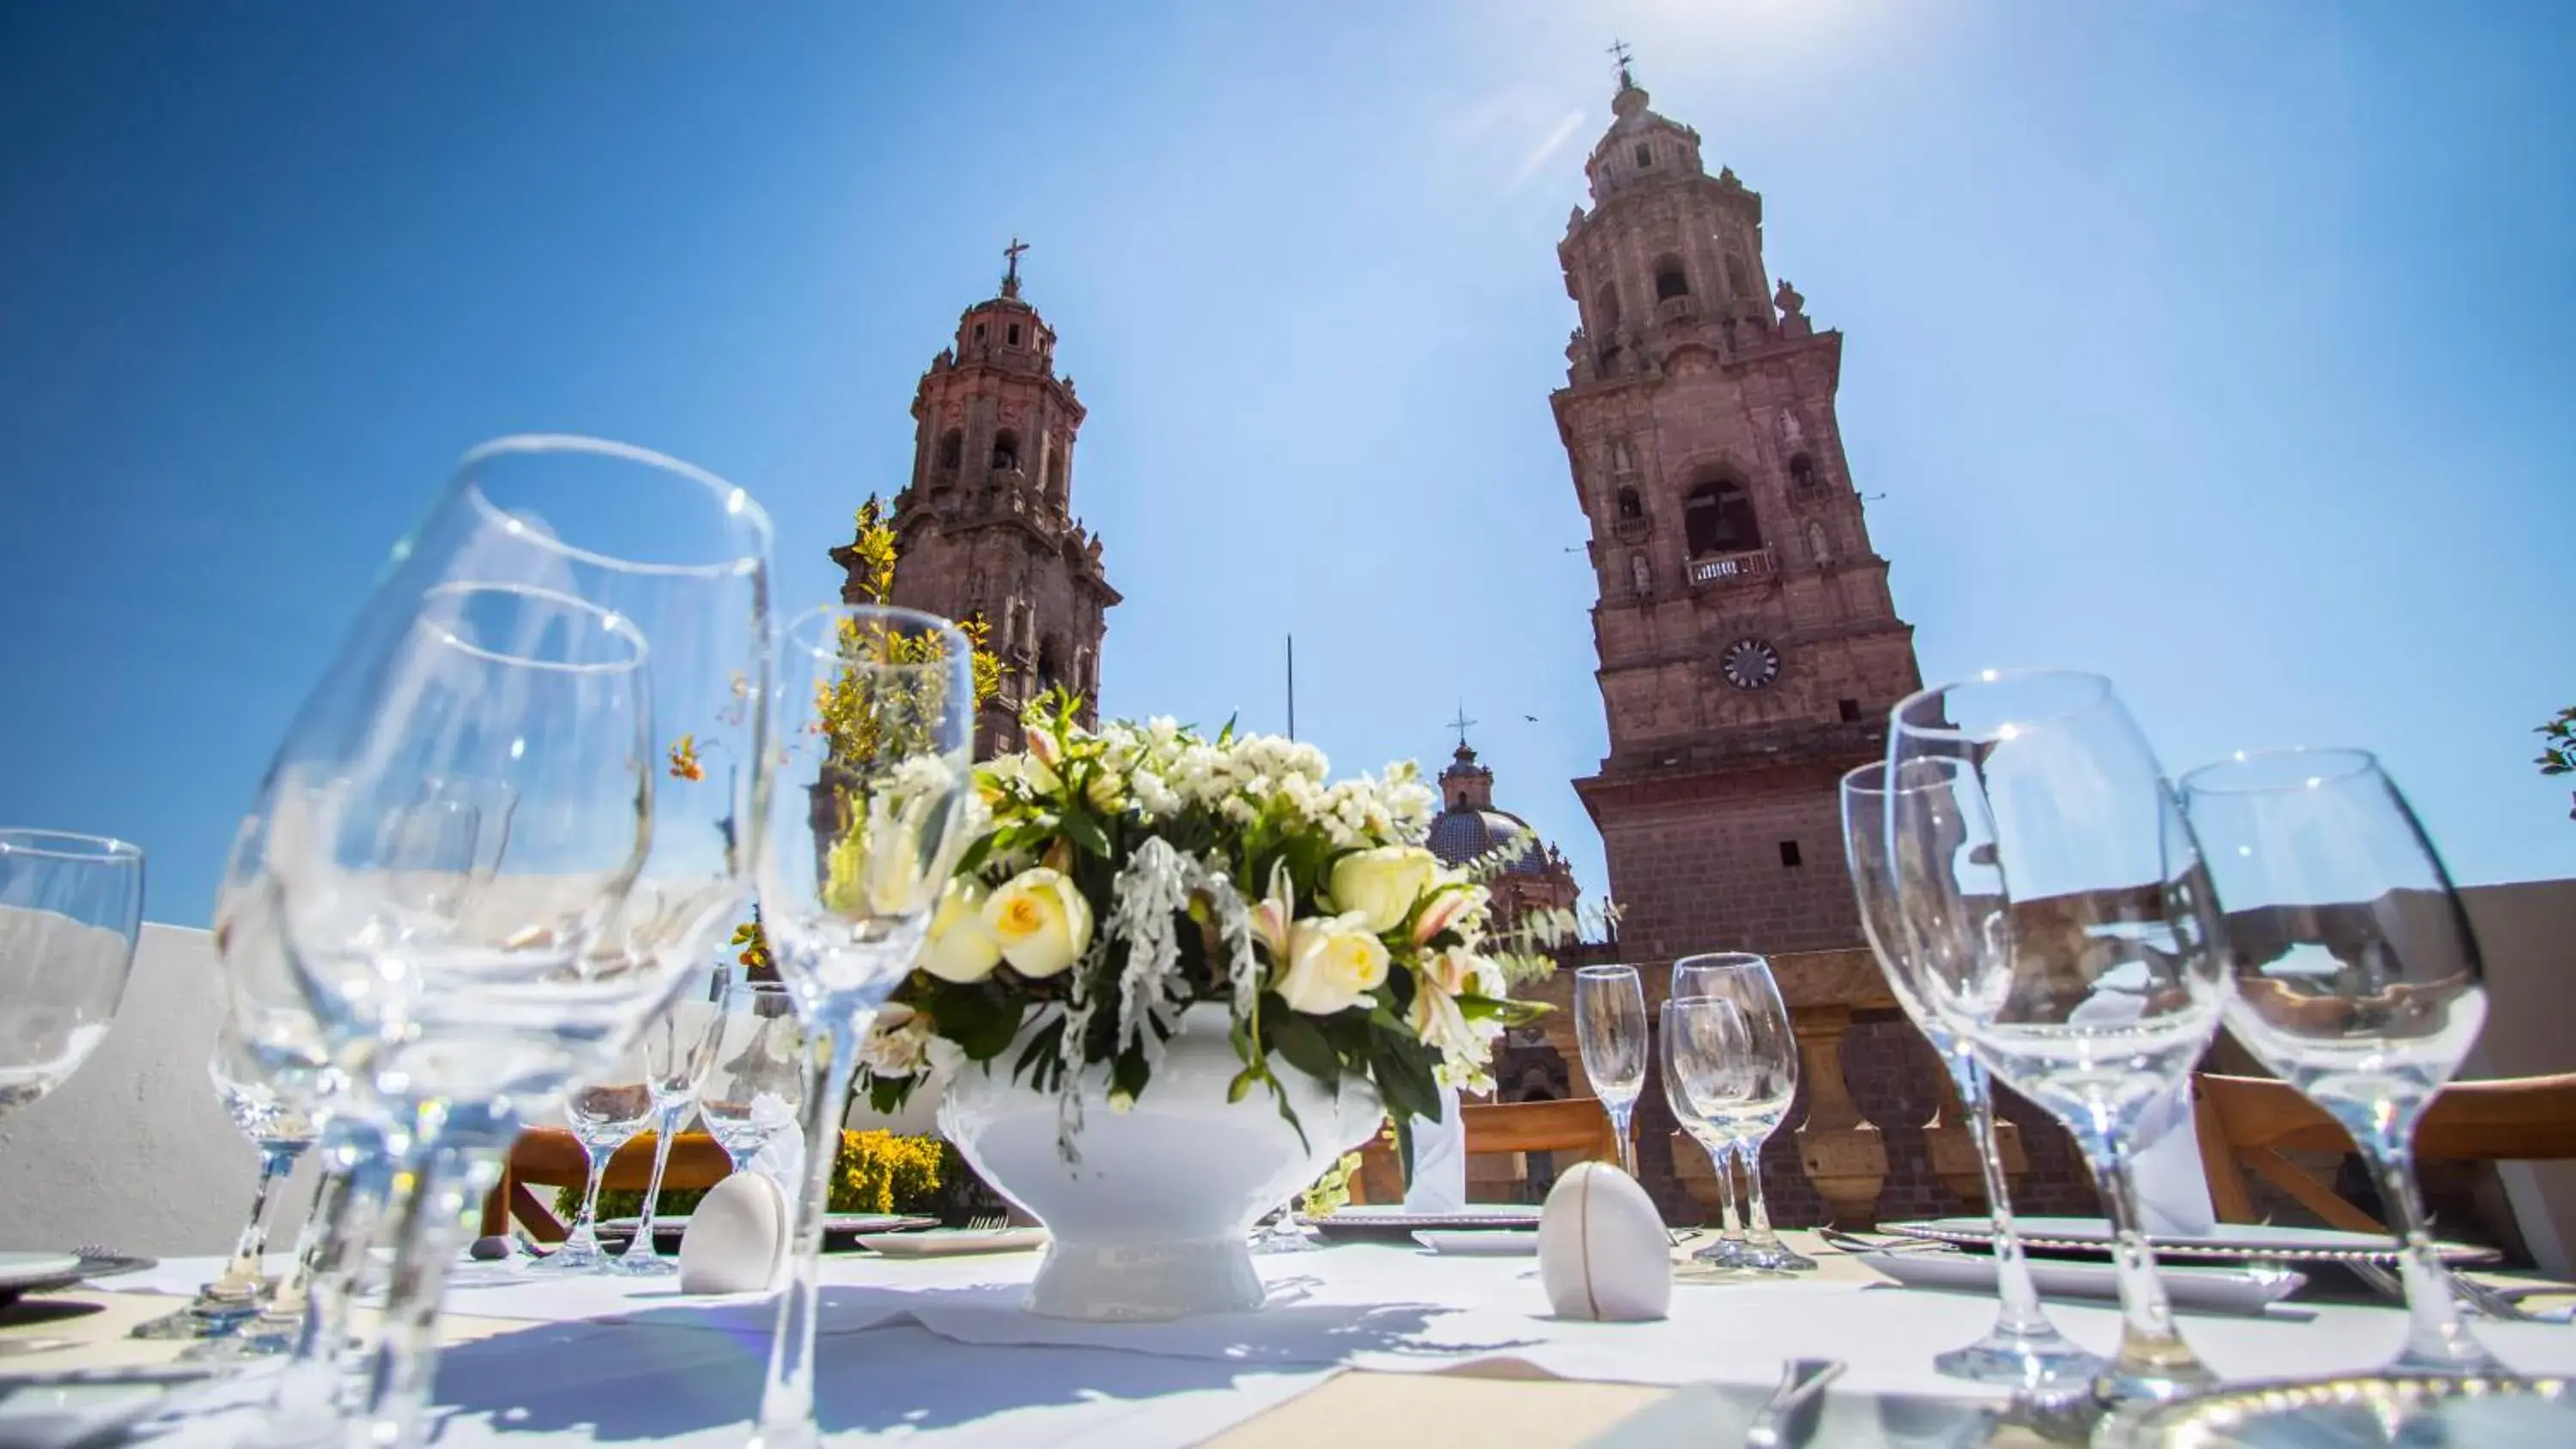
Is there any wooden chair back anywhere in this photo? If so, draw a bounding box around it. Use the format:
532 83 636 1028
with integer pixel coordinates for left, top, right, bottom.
1348 1099 1618 1206
480 1127 736 1242
2193 1071 2576 1235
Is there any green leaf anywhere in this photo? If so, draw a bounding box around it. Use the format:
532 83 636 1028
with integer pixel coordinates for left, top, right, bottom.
1263 1007 1340 1090
1455 993 1551 1027
1228 1067 1257 1104
1394 1113 1415 1185
1060 804 1112 860
945 994 1025 1062
1270 1081 1313 1155
1012 1016 1066 1085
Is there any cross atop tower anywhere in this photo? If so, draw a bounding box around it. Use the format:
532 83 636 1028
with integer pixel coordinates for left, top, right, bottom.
1448 700 1479 750
1001 236 1030 298
1607 38 1636 90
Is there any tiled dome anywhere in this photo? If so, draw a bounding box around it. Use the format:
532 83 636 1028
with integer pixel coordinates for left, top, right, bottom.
1426 806 1548 876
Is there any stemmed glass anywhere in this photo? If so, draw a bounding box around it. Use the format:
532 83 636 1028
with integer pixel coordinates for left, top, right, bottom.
612 972 728 1274
752 603 976 1449
0 829 143 1119
1658 997 1746 1268
1572 964 1648 1178
1889 670 2227 1405
1843 760 2103 1390
2181 749 2500 1374
700 976 806 1174
132 1022 324 1341
256 434 773 1449
1669 953 1812 1272
532 1057 658 1275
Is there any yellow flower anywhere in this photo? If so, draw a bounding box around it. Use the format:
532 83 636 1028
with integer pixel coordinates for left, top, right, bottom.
1275 912 1390 1016
1328 846 1439 935
981 867 1093 979
667 734 706 782
920 879 1004 984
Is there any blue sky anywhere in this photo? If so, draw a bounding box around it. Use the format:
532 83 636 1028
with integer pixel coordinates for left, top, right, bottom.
3 1 2570 927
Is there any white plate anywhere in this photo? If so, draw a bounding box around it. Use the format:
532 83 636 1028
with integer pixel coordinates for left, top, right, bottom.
1883 1216 2496 1266
1413 1230 1540 1257
855 1228 1047 1258
1304 1205 1543 1242
1864 1250 2305 1315
0 1253 82 1288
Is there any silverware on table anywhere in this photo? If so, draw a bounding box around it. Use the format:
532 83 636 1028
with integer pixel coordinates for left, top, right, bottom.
2344 1258 2536 1324
1743 1356 1844 1449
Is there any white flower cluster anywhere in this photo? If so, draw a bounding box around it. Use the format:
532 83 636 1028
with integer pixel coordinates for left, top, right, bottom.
1072 716 1436 851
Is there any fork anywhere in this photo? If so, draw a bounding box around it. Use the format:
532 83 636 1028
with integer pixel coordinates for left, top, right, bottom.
2347 1259 2537 1323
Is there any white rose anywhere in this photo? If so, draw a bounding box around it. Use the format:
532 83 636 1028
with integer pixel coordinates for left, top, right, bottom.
860 1004 932 1078
920 879 1004 983
1275 912 1391 1016
981 867 1093 979
1328 846 1439 935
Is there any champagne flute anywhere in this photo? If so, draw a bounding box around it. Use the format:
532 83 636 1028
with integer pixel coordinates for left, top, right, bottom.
2181 748 2500 1373
611 979 726 1275
1889 670 2226 1404
1843 760 2103 1390
700 977 805 1173
752 603 976 1449
1670 954 1811 1272
1571 964 1647 1178
1658 997 1747 1268
0 829 143 1119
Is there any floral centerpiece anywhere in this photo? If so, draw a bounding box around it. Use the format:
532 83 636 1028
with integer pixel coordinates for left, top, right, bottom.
859 694 1552 1165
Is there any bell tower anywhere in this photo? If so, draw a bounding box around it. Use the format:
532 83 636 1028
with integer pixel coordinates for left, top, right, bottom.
1553 64 1922 967
837 240 1120 755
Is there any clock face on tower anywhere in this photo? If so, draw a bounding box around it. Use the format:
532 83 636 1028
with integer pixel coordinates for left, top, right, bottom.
1720 638 1783 691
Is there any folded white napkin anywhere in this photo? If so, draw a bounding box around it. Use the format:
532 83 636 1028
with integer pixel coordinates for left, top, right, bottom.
2129 1079 2218 1238
1403 1084 1467 1215
744 1090 804 1197
678 1171 791 1294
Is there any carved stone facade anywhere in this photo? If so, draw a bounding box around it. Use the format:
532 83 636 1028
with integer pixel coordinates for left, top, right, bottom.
836 253 1120 755
1546 70 2099 1226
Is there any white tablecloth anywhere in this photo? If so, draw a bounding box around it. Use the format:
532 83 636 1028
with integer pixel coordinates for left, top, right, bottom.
116 1246 2576 1447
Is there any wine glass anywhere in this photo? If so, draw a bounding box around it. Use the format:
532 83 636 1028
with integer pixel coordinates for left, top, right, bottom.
1572 964 1648 1179
532 1057 659 1275
2181 748 2500 1373
1669 953 1811 1272
700 976 805 1173
752 603 976 1449
0 829 143 1118
610 976 726 1275
131 1021 325 1341
1889 670 2227 1405
1843 760 2104 1390
1658 997 1747 1269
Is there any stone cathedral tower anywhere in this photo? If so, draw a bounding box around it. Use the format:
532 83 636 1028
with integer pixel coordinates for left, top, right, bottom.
836 244 1120 755
1555 66 1923 974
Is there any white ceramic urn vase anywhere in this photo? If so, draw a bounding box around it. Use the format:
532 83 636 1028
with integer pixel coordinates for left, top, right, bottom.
939 1003 1382 1321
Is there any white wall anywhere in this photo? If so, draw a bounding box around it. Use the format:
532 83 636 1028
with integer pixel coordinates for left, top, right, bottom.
0 924 317 1257
2460 879 2576 1276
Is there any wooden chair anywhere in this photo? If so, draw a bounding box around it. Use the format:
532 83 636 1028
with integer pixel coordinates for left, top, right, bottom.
480 1127 737 1241
2193 1071 2576 1235
1347 1099 1619 1206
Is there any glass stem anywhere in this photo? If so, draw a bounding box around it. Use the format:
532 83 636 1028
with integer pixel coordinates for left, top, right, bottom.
1607 1100 1637 1179
361 1113 510 1449
264 1163 346 1320
211 1140 308 1303
2087 1138 2214 1399
1704 1142 1744 1236
561 1139 615 1256
1738 1139 1779 1247
265 1121 396 1444
1951 1052 2051 1337
619 1102 689 1262
754 1011 862 1449
2366 1137 2503 1371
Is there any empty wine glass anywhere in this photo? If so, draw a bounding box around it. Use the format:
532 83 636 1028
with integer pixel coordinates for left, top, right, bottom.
1572 964 1648 1178
1844 759 2103 1390
1890 670 2227 1404
1658 997 1746 1269
700 976 805 1173
611 977 726 1276
0 829 143 1119
2182 748 2500 1374
752 603 976 1449
132 1022 325 1341
533 1058 659 1275
1670 953 1811 1272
